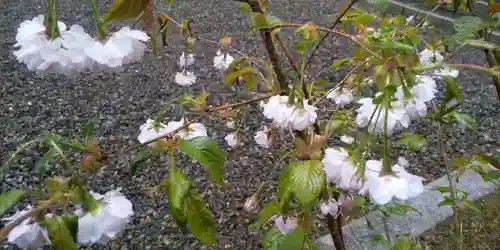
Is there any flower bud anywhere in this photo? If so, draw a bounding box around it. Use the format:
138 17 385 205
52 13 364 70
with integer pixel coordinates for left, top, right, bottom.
244 183 264 213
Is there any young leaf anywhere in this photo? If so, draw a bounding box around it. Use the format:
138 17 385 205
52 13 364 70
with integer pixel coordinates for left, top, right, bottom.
367 0 389 12
129 149 154 176
286 160 325 206
438 196 455 207
166 167 192 215
278 228 306 250
393 238 413 250
223 67 255 84
373 40 415 52
263 226 287 250
438 77 462 117
83 121 94 142
61 214 79 243
395 132 427 151
444 112 476 130
463 200 480 212
45 215 79 250
180 137 226 184
184 189 216 244
328 58 350 70
0 189 26 217
103 0 152 23
249 201 280 229
463 39 499 50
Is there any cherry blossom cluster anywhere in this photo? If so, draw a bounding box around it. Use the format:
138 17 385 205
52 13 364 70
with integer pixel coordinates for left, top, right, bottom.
3 189 133 248
355 49 457 136
14 15 149 75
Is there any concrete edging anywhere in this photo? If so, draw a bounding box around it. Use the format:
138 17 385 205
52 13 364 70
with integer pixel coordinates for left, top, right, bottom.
316 170 498 250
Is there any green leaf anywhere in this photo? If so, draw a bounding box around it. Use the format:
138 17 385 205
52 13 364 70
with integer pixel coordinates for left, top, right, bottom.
278 228 306 250
61 214 79 243
45 215 78 250
184 189 216 244
249 201 280 229
438 196 455 207
223 67 255 84
84 121 94 142
463 39 499 50
251 12 269 28
166 167 192 229
432 186 452 193
373 40 415 52
129 149 154 176
240 2 251 15
453 16 482 43
393 238 413 250
180 137 226 184
328 58 349 70
445 112 476 130
396 132 427 151
286 160 325 206
463 200 480 212
263 227 287 250
438 77 462 118
103 0 152 23
267 15 283 26
367 0 389 11
0 189 26 217
278 165 293 207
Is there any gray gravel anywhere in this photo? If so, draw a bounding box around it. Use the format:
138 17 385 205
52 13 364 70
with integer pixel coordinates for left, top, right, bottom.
0 0 499 249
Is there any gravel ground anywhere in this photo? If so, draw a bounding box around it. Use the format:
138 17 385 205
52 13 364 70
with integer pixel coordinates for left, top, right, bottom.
0 0 499 249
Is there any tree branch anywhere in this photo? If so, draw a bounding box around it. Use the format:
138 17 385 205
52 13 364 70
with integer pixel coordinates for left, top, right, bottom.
247 0 289 91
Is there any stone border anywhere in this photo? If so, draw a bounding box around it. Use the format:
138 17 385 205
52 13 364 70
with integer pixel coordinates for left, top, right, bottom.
383 0 500 43
316 170 498 250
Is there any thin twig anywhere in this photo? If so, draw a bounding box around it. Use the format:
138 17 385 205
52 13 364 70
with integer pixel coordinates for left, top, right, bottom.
347 224 366 250
270 24 382 59
437 121 461 250
314 60 369 105
303 0 360 71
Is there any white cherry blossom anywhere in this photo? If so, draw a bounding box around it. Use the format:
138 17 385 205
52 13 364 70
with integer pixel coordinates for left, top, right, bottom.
262 95 294 128
175 71 197 86
327 88 354 107
254 126 271 148
355 97 410 135
340 135 354 144
225 132 241 148
361 159 424 205
419 49 444 66
434 67 459 79
85 27 149 70
213 50 234 71
137 119 169 145
164 119 207 140
288 100 317 131
2 206 51 249
178 53 195 68
77 189 133 244
322 147 363 191
273 216 298 235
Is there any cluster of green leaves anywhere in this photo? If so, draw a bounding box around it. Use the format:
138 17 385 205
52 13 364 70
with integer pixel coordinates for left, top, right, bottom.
131 136 226 244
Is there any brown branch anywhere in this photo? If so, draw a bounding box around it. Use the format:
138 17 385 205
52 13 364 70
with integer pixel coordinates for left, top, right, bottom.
303 0 360 71
247 0 289 91
270 24 381 59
